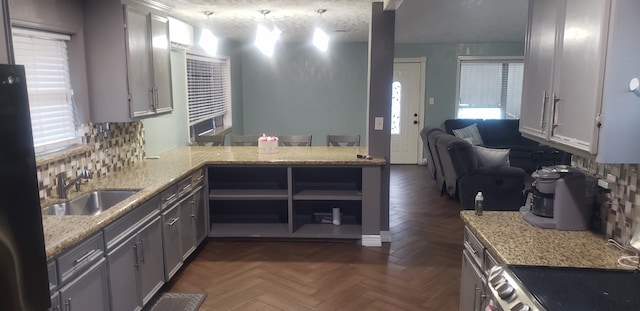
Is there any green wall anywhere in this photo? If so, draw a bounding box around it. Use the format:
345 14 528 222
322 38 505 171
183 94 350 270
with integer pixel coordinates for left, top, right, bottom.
143 49 189 157
394 42 524 128
240 42 369 145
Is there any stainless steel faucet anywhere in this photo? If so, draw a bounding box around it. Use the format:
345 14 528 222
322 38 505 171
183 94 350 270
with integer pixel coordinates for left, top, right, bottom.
56 170 92 199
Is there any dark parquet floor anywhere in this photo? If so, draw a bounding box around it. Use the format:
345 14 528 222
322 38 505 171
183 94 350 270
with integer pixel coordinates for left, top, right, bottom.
167 164 465 310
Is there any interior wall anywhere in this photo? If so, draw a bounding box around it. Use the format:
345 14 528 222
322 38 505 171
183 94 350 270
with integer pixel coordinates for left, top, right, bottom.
240 42 368 144
394 42 524 128
143 49 189 156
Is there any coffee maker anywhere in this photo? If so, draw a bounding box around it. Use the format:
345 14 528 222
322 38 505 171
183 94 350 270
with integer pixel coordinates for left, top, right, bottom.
522 165 594 231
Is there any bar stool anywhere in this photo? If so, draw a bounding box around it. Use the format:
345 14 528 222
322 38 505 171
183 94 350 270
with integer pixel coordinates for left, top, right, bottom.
278 135 312 146
230 134 260 146
326 134 360 146
194 135 224 146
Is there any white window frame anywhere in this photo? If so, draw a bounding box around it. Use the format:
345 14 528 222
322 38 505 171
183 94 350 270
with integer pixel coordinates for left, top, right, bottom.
12 27 81 154
455 56 524 120
185 52 232 137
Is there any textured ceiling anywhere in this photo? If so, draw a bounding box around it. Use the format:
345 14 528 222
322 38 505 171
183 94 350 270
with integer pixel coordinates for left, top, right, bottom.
167 0 529 44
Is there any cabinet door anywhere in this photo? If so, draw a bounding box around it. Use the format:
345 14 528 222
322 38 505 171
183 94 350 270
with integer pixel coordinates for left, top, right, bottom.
459 250 486 311
193 187 208 244
150 14 173 114
124 6 154 118
162 204 182 281
50 291 61 311
520 0 560 140
138 216 165 305
551 0 609 153
107 233 140 311
179 195 197 260
59 258 110 311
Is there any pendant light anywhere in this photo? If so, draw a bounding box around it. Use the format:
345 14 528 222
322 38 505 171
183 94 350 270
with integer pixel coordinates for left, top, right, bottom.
199 11 218 56
255 10 281 57
312 9 329 52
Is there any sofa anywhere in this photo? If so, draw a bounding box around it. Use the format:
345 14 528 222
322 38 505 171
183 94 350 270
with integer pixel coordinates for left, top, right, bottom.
443 119 570 172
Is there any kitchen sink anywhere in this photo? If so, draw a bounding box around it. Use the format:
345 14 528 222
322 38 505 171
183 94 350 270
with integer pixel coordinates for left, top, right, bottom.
42 189 139 216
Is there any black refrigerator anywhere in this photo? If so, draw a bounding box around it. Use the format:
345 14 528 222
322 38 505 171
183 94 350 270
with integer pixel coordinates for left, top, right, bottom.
0 64 51 310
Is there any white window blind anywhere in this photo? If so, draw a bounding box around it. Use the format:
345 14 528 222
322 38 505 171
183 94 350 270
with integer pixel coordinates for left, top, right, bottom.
12 28 79 153
456 57 524 120
186 54 231 126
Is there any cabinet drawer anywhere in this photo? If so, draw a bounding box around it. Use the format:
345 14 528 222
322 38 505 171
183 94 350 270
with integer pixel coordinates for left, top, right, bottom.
104 196 160 250
191 169 205 188
463 227 484 268
48 260 58 292
484 250 498 275
177 176 193 198
160 184 178 210
57 232 104 285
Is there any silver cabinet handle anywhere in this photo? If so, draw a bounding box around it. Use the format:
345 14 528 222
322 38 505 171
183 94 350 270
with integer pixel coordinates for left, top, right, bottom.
163 193 177 205
540 91 548 129
74 249 96 266
133 244 140 268
552 92 562 128
139 239 145 264
167 217 180 226
194 174 205 183
64 298 71 311
149 88 154 108
191 201 196 219
154 87 159 109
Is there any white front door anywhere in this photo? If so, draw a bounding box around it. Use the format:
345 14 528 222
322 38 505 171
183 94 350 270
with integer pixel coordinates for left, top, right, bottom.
391 59 424 164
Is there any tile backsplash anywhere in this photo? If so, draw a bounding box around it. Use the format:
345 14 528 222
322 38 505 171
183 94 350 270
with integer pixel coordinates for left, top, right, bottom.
36 122 145 200
572 156 640 246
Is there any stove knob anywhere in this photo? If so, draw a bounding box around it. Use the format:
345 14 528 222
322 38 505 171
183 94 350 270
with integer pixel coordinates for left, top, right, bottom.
489 266 504 278
496 282 515 299
511 302 530 311
488 274 506 287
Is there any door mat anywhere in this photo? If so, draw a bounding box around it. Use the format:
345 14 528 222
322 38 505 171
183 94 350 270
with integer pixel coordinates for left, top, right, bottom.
145 292 206 311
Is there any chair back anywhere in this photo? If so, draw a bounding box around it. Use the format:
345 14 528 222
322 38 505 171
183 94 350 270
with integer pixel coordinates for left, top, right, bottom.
326 134 360 147
279 135 312 146
230 134 260 146
194 135 224 146
420 127 445 180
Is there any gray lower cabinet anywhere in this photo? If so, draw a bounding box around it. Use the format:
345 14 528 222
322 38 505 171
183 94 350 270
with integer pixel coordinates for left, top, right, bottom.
58 258 109 311
459 250 487 311
50 291 61 311
179 186 206 260
108 216 164 310
162 203 182 280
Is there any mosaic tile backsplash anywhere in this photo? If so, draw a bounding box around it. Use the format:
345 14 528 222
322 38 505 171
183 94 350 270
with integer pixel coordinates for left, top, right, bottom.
35 122 145 199
572 156 640 246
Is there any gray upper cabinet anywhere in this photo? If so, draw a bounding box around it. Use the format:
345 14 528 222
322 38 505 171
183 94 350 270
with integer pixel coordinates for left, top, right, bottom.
520 0 640 163
83 0 173 122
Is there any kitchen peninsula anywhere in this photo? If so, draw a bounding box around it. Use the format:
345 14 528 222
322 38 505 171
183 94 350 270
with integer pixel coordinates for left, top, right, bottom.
42 146 386 260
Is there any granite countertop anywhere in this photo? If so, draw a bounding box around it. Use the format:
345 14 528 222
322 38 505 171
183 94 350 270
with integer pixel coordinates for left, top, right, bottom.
42 146 385 259
460 211 631 269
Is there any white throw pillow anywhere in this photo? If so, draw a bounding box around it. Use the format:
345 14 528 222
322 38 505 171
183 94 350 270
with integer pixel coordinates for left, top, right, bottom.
473 146 510 169
452 123 484 146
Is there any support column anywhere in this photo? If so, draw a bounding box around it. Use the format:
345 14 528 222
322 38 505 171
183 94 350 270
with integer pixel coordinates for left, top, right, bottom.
367 2 395 242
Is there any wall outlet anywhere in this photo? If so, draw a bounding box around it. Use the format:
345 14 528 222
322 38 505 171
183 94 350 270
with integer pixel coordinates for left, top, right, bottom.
374 117 383 130
429 97 434 105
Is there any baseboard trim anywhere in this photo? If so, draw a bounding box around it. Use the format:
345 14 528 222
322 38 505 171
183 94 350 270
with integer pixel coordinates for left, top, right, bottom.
361 235 382 247
380 231 391 242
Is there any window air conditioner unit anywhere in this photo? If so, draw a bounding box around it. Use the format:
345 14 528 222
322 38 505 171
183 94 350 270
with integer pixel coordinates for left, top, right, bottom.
168 17 193 50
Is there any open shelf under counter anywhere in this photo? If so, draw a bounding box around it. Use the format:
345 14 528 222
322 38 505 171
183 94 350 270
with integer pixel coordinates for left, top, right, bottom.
293 224 361 239
209 223 290 237
292 189 363 201
209 189 289 200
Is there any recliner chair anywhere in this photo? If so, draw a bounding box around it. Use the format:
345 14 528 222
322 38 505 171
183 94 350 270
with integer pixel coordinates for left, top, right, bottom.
435 134 526 211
